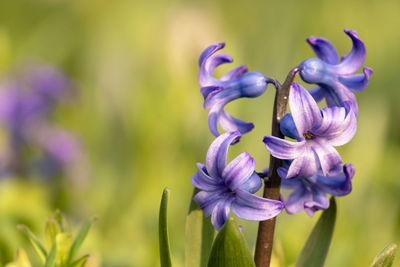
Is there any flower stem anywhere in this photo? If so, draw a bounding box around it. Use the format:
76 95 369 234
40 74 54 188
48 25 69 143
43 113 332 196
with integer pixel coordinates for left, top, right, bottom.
254 67 301 267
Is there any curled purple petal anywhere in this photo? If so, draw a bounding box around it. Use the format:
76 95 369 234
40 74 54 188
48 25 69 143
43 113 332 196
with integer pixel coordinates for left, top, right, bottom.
218 110 254 135
239 171 262 193
206 131 241 177
231 189 283 221
315 106 357 146
263 136 306 159
191 163 223 191
308 87 326 103
285 145 319 178
194 190 227 217
317 163 355 196
310 140 343 176
220 65 248 81
307 36 339 64
304 189 330 217
333 29 366 75
222 151 255 191
211 196 234 230
338 67 374 92
284 185 311 214
289 83 322 135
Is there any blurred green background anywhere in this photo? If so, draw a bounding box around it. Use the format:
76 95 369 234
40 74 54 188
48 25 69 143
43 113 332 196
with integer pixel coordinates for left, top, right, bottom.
0 0 399 266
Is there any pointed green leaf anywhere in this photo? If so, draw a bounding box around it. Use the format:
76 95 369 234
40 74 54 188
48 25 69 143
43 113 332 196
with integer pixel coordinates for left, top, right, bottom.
71 254 90 267
44 243 57 267
17 225 47 263
207 218 255 267
45 217 62 247
159 188 172 267
185 188 215 267
370 243 398 267
296 197 337 267
66 218 94 264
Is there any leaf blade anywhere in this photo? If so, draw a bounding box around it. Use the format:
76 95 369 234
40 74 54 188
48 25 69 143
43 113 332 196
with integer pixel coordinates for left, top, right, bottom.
185 188 215 267
17 225 47 263
66 219 93 264
207 218 255 267
370 243 398 267
295 197 337 267
159 188 172 267
44 243 57 267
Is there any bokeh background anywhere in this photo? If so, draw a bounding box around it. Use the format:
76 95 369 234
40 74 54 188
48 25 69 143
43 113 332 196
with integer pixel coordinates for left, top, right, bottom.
0 0 399 266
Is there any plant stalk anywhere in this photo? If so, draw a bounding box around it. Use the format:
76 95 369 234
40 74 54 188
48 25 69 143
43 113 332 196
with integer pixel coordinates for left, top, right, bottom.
254 67 301 267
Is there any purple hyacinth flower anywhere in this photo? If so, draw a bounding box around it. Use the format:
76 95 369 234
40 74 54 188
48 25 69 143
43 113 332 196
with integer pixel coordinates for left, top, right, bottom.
191 131 283 230
278 163 355 216
199 43 272 137
263 83 357 179
299 29 373 116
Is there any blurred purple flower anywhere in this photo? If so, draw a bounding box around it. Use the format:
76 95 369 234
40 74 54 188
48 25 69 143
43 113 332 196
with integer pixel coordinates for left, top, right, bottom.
191 131 283 230
199 43 272 137
263 83 356 178
0 63 81 179
299 29 373 116
278 162 355 216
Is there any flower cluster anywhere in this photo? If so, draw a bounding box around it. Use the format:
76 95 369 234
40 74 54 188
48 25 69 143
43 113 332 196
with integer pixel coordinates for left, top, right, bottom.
0 63 84 179
192 29 371 229
264 29 372 215
193 43 283 230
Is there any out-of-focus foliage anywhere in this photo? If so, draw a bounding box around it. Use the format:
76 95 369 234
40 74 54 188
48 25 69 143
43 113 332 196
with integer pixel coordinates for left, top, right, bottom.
5 211 96 267
0 0 399 266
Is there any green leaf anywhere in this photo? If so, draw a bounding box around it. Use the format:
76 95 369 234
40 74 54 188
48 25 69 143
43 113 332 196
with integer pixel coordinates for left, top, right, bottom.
71 254 90 267
44 243 57 267
207 218 255 267
45 217 62 247
159 188 172 267
66 219 94 264
370 243 398 267
295 197 337 267
185 188 215 267
17 225 47 263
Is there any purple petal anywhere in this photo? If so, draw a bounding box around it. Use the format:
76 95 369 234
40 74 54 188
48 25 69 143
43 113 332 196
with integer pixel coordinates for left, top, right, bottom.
304 189 330 217
280 113 302 140
289 83 323 136
231 189 283 221
239 171 262 193
199 53 233 86
222 151 255 191
211 196 234 230
206 131 241 177
307 36 339 64
316 163 355 196
314 107 357 146
198 43 225 67
218 110 254 135
194 190 227 217
310 140 343 176
200 86 223 103
333 29 366 75
191 163 223 191
286 145 319 178
338 67 373 92
308 87 326 103
284 185 311 214
263 136 306 160
220 65 248 81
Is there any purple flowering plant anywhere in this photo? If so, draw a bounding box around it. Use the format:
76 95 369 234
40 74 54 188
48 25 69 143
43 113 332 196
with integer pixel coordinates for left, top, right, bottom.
0 63 84 180
159 29 396 267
